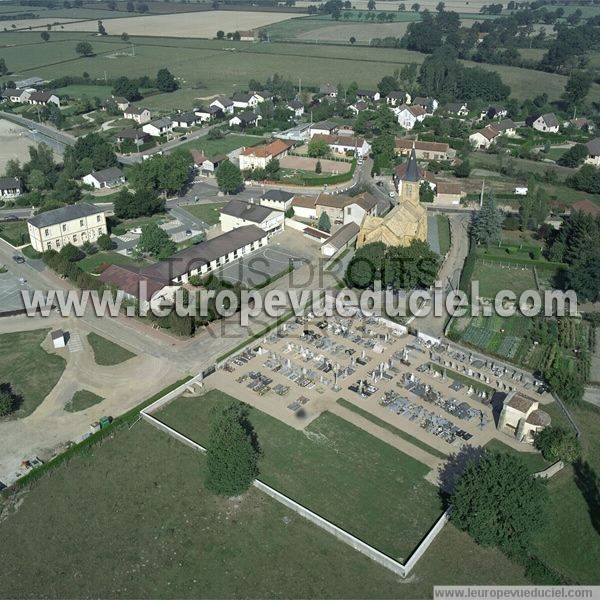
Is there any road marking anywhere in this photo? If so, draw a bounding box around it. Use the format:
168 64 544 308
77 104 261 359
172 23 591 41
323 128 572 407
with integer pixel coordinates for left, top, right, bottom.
67 332 83 353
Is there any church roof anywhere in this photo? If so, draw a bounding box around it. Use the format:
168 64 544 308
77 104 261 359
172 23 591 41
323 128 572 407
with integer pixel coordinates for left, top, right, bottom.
402 148 421 182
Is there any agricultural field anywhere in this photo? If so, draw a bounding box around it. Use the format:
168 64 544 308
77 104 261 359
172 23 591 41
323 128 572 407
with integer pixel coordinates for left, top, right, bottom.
57 10 295 37
54 84 114 100
2 32 598 103
0 329 66 419
159 389 443 561
0 415 529 598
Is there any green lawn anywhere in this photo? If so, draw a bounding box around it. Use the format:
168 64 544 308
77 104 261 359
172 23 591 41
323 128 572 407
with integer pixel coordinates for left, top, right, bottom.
177 134 262 158
108 214 167 236
437 214 451 256
64 389 104 413
0 220 28 246
529 402 600 584
87 332 135 366
472 259 537 298
182 202 226 226
0 329 66 418
0 415 528 598
55 84 114 99
159 389 443 561
78 251 149 274
336 397 447 459
484 439 551 474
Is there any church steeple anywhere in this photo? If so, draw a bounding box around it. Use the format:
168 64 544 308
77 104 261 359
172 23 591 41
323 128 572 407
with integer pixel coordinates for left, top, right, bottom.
404 148 420 182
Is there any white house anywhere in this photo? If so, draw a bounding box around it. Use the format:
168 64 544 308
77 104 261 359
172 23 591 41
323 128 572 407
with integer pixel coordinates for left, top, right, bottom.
319 83 338 98
412 96 438 114
82 166 124 190
356 89 380 102
443 102 468 117
584 138 600 167
142 117 173 137
394 104 427 130
395 138 451 161
27 203 107 252
480 104 507 120
238 139 292 171
232 92 260 110
0 177 23 198
311 134 371 158
210 96 234 115
27 90 60 107
494 118 517 137
385 91 411 107
287 99 304 117
347 101 369 116
194 105 221 122
220 199 284 237
260 189 294 212
0 176 23 198
171 112 197 128
51 329 66 349
531 113 560 133
123 106 151 125
309 120 338 137
321 222 360 258
469 125 500 150
1 88 31 103
228 111 262 128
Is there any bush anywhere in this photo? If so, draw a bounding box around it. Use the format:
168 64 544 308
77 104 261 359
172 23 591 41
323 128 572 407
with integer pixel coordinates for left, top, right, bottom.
97 233 113 251
0 386 15 417
534 426 581 463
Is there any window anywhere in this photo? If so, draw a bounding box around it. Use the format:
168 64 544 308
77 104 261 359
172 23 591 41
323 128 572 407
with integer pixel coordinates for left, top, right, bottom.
47 242 51 250
79 219 84 226
44 228 49 236
96 215 101 222
56 239 61 247
73 234 78 242
62 224 67 232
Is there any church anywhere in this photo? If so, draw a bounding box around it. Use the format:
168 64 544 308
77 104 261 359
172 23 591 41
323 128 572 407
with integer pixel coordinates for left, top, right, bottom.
357 148 428 248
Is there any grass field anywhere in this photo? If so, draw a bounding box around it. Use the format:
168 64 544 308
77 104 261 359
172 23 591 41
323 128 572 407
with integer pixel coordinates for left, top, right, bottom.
87 331 135 366
437 214 451 256
0 329 66 418
54 83 114 99
64 389 104 412
78 250 148 274
484 439 550 474
183 202 226 226
159 389 443 561
472 259 537 299
0 220 28 246
1 32 597 103
177 133 262 157
336 397 447 459
529 402 600 584
0 415 529 598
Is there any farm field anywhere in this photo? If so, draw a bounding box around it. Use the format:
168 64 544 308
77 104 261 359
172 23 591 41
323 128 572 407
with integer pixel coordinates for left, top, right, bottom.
472 260 537 299
0 16 83 31
54 84 114 99
2 32 598 103
0 417 529 598
57 10 295 37
158 389 443 561
0 329 66 419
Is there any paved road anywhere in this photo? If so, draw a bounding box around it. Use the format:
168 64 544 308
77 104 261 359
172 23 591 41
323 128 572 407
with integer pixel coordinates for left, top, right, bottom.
0 111 75 154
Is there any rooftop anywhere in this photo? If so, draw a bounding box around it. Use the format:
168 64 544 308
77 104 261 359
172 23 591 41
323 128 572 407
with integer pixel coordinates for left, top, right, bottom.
28 203 104 228
221 199 273 223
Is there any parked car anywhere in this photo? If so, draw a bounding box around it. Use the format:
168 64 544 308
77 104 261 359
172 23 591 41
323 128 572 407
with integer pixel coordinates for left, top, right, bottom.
12 255 25 264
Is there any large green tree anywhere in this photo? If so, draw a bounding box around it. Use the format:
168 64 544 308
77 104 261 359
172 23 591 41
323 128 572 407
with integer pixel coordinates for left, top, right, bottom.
535 426 581 463
75 41 93 56
138 222 175 259
471 194 503 246
114 187 164 219
216 159 243 194
562 70 592 110
307 138 330 158
451 451 548 554
205 401 260 496
156 68 178 92
0 386 15 417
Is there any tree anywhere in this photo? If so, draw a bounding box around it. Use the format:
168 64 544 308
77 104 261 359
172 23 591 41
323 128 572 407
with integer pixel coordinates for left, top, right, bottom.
367 0 376 9
315 160 322 174
567 165 600 195
121 32 129 41
75 41 93 57
0 386 14 417
419 181 434 202
562 70 592 111
377 74 398 96
0 58 8 76
411 2 420 11
205 401 260 496
471 194 503 246
451 451 548 554
114 187 164 219
59 243 84 262
41 31 50 41
97 233 113 250
216 159 243 194
557 144 588 168
112 76 141 101
52 174 82 204
317 211 331 232
64 133 117 177
349 35 356 44
138 222 175 259
156 68 178 93
216 30 225 39
307 137 330 158
535 426 581 463
97 20 107 35
454 159 471 178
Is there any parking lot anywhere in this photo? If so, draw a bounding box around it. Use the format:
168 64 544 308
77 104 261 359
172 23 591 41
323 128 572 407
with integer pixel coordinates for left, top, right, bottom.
212 310 553 455
0 270 31 313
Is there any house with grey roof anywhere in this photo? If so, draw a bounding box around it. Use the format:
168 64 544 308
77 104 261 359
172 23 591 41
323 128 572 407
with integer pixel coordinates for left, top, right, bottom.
27 90 60 107
210 96 234 114
531 113 560 133
585 137 600 167
123 106 151 124
82 166 124 189
220 199 284 236
260 189 295 211
0 177 23 198
142 117 173 137
321 222 360 258
228 110 262 129
27 203 107 252
171 112 197 128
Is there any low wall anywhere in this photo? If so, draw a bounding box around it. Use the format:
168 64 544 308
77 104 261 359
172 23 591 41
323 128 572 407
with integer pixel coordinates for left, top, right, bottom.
534 460 564 479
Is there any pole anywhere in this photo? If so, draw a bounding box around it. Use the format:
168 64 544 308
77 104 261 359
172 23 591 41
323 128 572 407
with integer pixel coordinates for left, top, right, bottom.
480 179 485 208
